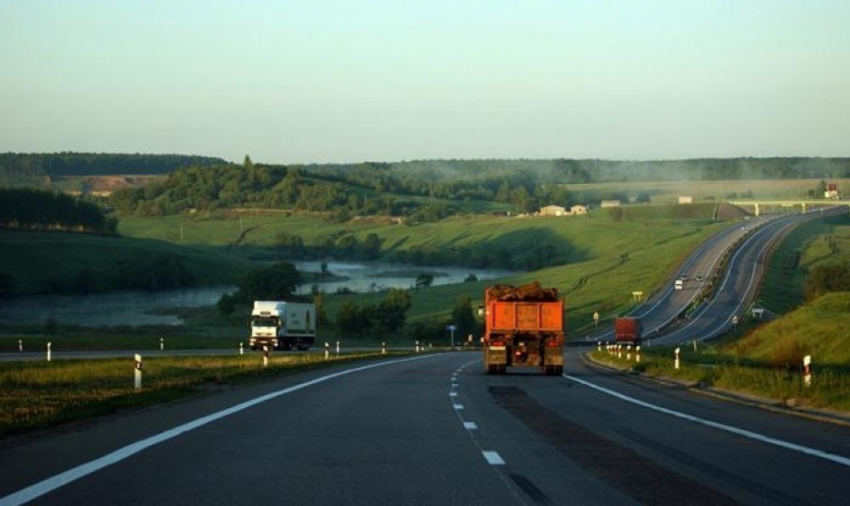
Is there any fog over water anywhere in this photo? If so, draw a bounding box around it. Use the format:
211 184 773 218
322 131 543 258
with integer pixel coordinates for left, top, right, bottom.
0 262 509 327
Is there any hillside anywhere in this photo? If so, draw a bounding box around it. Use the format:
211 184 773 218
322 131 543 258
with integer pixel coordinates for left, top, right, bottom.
0 231 256 297
725 291 850 366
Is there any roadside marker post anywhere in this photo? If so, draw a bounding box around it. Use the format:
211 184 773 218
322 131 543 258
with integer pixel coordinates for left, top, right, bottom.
415 341 420 353
336 341 340 355
597 341 601 352
46 342 52 362
262 346 269 367
160 337 164 351
626 345 632 361
636 346 641 363
803 355 812 387
324 342 330 360
18 339 22 352
382 342 386 355
134 354 143 391
674 347 681 370
239 342 244 356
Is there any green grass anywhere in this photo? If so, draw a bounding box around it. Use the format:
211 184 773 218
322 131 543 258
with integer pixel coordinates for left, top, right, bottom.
118 205 729 336
592 292 850 412
0 351 410 438
757 213 850 313
0 231 257 296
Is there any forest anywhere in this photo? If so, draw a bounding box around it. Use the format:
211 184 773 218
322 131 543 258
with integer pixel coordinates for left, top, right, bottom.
0 152 226 186
0 188 117 234
101 156 850 220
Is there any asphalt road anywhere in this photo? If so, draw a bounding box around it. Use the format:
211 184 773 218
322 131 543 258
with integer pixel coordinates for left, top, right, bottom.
2 351 849 505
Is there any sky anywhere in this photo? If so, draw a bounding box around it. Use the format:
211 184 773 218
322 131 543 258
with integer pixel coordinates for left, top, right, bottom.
2 0 849 164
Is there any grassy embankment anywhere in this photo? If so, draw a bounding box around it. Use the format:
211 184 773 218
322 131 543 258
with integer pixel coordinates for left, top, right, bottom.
591 212 850 412
0 230 256 297
0 351 409 439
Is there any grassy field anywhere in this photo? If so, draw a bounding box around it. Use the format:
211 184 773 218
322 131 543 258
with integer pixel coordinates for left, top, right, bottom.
0 231 257 296
117 203 732 340
592 291 850 412
0 351 410 438
756 212 850 314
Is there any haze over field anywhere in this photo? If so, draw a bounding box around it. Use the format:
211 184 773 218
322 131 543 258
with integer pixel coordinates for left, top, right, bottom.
2 1 849 164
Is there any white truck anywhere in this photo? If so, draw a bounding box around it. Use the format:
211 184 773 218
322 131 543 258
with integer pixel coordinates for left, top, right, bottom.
249 301 316 351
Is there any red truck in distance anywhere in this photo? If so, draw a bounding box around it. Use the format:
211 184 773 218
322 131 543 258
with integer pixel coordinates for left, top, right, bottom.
614 317 642 345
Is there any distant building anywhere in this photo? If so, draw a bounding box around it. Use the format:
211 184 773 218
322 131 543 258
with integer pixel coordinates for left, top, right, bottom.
825 183 841 200
570 205 588 215
600 200 621 208
540 205 567 216
678 196 693 204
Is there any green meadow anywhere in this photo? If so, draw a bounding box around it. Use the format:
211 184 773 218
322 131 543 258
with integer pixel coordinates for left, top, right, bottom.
117 203 731 336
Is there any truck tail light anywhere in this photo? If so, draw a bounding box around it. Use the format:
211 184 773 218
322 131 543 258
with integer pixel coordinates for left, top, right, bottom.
547 340 561 347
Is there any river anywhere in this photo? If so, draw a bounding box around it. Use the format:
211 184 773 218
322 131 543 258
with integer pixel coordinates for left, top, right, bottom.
0 262 509 327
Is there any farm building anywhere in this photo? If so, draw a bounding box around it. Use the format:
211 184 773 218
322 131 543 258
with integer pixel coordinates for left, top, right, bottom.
540 205 567 216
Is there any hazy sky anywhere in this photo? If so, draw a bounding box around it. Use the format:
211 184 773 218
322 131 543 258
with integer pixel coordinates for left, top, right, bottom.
2 0 849 164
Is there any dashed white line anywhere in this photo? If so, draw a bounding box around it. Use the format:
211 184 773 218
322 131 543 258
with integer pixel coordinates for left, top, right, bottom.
453 404 465 410
464 422 478 430
482 451 505 465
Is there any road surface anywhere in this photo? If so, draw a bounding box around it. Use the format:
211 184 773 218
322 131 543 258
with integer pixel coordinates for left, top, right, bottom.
1 352 848 505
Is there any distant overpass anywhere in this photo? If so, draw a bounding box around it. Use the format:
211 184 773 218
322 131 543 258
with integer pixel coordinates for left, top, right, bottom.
729 200 847 216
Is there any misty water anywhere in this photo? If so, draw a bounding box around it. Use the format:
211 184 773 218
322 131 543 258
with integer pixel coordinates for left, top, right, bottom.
0 262 509 328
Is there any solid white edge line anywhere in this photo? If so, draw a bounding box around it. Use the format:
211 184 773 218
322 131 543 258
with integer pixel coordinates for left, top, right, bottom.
564 373 850 468
0 354 437 506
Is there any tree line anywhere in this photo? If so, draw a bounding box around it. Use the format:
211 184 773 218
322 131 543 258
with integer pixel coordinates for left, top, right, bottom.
0 188 117 234
0 152 226 186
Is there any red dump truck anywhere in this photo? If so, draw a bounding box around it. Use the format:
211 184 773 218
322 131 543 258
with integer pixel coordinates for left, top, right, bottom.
614 317 642 344
482 282 565 375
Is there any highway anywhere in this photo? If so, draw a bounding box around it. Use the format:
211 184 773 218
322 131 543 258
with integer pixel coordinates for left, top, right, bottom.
2 208 850 505
1 351 849 505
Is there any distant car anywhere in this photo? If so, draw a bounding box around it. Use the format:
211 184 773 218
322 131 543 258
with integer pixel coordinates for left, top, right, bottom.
680 274 688 281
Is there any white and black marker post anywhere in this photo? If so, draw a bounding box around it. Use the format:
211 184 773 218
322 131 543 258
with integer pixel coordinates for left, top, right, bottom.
803 355 812 387
336 341 340 355
324 342 330 360
239 342 244 355
636 345 641 363
262 346 269 367
382 342 386 355
134 353 143 391
674 347 681 370
160 337 164 351
46 342 52 362
18 338 23 352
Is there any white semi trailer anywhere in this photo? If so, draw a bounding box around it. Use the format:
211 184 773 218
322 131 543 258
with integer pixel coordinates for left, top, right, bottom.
249 301 316 351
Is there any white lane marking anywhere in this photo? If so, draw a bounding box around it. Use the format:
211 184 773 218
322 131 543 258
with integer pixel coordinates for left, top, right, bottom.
0 355 438 506
453 404 465 410
464 422 478 430
449 392 458 397
565 374 850 468
482 451 505 465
